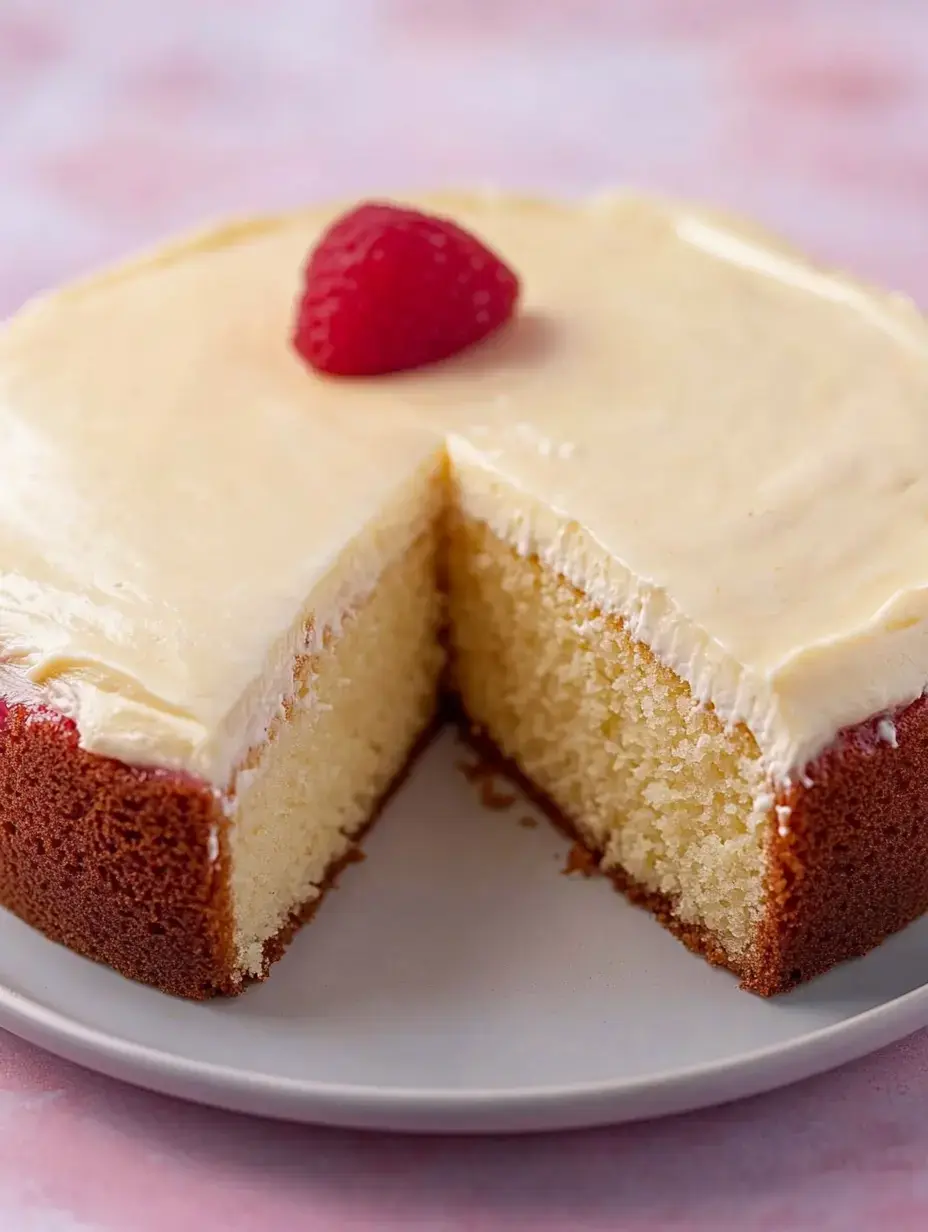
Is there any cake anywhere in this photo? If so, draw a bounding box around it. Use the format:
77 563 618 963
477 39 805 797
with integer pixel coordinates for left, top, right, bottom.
2 192 928 999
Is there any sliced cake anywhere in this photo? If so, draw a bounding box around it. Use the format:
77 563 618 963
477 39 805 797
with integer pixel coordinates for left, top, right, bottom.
1 194 927 997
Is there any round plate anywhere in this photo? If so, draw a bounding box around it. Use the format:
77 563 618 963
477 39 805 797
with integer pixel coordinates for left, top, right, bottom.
0 730 926 1134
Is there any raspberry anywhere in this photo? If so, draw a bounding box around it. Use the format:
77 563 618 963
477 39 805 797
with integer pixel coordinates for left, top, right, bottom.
292 201 520 376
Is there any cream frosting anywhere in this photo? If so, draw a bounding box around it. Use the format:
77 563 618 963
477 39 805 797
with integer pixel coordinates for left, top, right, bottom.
0 211 443 786
2 192 928 786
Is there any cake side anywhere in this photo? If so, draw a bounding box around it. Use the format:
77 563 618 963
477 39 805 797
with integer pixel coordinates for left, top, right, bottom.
755 695 928 994
0 701 234 999
0 683 441 1000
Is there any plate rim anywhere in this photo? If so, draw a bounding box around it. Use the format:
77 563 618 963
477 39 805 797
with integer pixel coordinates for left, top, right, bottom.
1 967 926 1132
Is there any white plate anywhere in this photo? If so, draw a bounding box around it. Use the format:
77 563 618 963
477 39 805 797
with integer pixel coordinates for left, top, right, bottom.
0 729 926 1133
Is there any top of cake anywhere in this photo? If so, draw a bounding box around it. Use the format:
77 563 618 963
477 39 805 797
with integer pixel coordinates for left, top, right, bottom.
2 192 928 785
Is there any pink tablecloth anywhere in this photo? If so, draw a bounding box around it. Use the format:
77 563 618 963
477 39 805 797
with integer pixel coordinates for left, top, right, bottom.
3 2 928 1227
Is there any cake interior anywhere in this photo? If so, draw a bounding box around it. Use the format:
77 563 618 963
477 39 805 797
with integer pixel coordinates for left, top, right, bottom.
228 472 445 979
226 460 776 986
446 509 769 971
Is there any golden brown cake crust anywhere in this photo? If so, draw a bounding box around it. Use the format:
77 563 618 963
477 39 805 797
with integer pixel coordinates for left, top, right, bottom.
753 695 928 995
0 701 235 999
0 699 437 998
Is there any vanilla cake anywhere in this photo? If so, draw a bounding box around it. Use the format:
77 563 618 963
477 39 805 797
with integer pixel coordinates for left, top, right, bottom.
2 194 928 997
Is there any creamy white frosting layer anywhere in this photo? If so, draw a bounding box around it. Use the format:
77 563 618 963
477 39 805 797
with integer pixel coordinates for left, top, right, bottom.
0 213 444 785
2 193 928 785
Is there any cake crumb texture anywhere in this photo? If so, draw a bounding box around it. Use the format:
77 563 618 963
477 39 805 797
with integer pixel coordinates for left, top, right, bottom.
231 525 444 977
445 509 769 967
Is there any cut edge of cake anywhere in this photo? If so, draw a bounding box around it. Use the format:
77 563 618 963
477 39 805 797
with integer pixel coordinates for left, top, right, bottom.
445 497 928 996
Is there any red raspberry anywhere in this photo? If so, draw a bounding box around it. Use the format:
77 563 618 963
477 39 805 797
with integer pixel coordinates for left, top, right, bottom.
292 201 520 376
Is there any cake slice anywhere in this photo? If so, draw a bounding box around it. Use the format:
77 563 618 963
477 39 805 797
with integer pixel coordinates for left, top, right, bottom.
1 194 928 997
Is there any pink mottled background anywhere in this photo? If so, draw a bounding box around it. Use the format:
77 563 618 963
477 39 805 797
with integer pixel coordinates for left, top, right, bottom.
3 1 928 1228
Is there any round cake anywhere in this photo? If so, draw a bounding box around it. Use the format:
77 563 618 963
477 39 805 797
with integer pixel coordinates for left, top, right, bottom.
1 193 928 997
